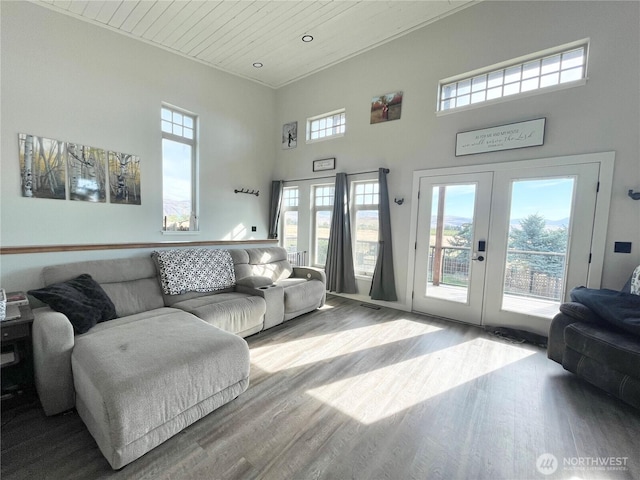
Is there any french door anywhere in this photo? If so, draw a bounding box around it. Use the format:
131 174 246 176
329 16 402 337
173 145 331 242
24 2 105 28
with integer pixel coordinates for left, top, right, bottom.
412 156 608 336
413 172 492 325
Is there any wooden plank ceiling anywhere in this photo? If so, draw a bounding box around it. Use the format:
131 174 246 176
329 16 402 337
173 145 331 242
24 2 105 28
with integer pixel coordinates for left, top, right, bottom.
34 1 477 89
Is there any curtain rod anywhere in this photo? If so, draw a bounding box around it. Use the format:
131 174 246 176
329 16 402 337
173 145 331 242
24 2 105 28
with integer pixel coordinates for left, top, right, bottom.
283 168 389 184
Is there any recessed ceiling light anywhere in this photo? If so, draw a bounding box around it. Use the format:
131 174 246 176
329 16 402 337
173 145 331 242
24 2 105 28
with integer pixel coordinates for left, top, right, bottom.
301 35 313 43
253 62 263 68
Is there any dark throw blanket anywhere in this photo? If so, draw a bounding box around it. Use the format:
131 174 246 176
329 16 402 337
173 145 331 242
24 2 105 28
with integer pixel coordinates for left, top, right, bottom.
570 286 640 337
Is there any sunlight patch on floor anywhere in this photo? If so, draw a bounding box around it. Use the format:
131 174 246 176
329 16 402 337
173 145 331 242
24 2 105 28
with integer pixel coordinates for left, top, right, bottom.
305 337 536 425
251 318 442 373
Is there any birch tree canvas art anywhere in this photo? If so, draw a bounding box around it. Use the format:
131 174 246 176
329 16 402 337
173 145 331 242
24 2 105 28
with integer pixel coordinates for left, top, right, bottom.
18 133 66 199
67 143 107 202
108 152 141 205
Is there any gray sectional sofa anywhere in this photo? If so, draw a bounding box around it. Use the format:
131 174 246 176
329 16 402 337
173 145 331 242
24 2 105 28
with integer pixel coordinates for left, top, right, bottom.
30 246 325 469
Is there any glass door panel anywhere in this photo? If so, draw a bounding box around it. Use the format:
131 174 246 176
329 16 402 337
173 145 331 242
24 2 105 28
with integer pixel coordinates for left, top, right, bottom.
500 177 576 318
413 172 492 325
483 162 600 335
426 184 477 304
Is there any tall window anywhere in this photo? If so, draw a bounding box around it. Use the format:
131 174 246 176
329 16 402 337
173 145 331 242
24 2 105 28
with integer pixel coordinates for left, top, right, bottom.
281 187 299 253
161 105 197 231
353 181 379 276
438 41 588 112
313 184 335 266
307 109 346 142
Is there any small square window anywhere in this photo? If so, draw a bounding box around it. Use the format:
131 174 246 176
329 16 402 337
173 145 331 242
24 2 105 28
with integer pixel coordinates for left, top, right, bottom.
307 109 346 143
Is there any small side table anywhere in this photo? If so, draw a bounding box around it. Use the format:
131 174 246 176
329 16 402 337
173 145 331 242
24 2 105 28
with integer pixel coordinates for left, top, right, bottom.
1 304 36 407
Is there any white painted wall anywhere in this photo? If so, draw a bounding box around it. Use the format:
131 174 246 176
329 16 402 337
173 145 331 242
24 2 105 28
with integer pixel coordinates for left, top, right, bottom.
274 0 640 310
1 1 277 247
0 1 276 290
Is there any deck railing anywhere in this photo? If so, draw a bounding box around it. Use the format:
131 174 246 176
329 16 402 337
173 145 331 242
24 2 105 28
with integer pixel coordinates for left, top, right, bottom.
287 250 308 267
428 246 566 301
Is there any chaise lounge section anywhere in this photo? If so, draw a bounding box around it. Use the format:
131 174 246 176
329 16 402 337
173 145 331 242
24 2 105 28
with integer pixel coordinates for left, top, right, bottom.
30 246 325 469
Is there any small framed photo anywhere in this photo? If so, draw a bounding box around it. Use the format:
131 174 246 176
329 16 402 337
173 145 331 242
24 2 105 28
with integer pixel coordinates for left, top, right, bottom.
370 91 403 124
282 121 297 149
313 158 336 172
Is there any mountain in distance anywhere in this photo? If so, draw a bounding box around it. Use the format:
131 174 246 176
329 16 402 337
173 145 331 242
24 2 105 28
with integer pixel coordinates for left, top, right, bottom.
163 199 191 216
430 215 473 227
430 216 571 229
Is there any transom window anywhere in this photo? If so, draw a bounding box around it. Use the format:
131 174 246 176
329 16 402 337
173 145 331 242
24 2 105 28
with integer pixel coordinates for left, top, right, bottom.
162 108 194 139
439 41 588 112
307 109 346 142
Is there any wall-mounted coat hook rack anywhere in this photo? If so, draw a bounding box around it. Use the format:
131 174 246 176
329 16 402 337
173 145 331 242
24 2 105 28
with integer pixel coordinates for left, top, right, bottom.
234 188 259 197
628 189 640 200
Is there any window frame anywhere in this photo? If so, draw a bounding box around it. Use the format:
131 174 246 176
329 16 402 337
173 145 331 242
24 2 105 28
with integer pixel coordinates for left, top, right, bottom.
311 183 335 268
352 180 380 278
306 109 346 143
161 104 198 233
437 39 589 115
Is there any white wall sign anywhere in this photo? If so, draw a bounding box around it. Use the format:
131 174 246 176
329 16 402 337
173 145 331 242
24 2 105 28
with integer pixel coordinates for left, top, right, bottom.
455 118 546 156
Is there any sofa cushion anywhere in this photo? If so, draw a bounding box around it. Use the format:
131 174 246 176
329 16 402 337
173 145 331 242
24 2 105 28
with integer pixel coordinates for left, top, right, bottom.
71 310 250 468
564 322 640 379
41 257 164 317
236 275 274 289
172 292 266 336
29 274 117 334
559 302 603 324
234 247 293 282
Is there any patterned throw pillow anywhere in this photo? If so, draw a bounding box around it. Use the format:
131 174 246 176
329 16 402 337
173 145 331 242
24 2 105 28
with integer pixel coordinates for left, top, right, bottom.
152 249 236 295
29 274 117 334
631 265 640 295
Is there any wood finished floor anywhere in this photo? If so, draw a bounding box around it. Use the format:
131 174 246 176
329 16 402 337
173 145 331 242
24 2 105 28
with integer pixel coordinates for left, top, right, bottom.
2 295 639 480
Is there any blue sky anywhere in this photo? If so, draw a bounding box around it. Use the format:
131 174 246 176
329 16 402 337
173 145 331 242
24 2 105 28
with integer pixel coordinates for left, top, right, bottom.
162 139 192 202
432 177 575 221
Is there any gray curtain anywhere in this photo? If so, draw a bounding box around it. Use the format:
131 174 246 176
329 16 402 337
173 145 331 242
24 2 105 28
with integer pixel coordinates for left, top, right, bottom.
325 173 357 293
268 180 283 240
370 168 397 301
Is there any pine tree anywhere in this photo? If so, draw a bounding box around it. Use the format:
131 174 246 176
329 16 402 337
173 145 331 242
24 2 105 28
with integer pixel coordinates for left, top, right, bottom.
508 213 568 288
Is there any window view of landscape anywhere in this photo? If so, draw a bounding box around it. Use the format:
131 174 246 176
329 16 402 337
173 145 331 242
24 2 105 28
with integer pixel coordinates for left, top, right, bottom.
501 178 574 315
314 185 334 266
427 184 476 303
353 182 379 276
161 107 196 231
282 187 299 254
427 177 575 317
283 182 380 273
162 139 193 231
